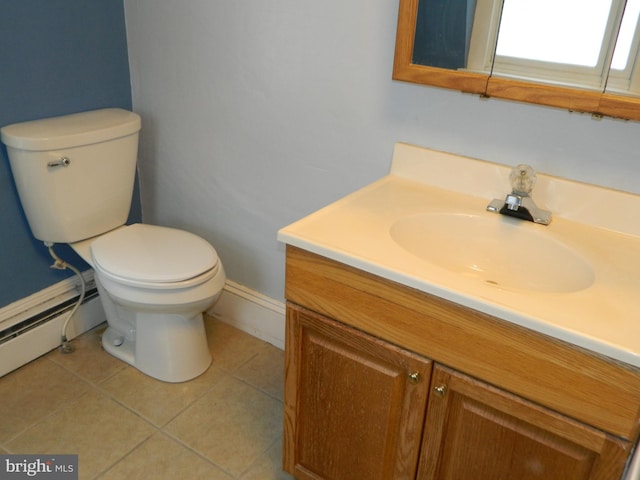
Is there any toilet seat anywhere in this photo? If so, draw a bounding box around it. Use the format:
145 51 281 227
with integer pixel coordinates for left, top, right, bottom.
91 223 220 289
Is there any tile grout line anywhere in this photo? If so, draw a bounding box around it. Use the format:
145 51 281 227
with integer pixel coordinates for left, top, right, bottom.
0 356 100 449
3 319 288 479
91 429 159 480
159 427 240 479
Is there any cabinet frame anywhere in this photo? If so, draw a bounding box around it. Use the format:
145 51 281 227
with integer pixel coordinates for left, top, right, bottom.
284 246 640 441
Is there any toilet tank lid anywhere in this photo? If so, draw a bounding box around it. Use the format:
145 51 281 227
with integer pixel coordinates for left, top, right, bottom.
91 224 219 284
0 108 141 151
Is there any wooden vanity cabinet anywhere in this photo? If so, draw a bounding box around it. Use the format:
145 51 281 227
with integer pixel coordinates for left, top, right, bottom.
284 305 432 480
283 246 640 480
418 365 629 480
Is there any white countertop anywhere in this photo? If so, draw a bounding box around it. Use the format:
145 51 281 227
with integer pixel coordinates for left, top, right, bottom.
278 143 640 368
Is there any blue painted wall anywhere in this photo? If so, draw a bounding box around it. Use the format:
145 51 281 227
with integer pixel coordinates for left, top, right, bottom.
0 0 139 308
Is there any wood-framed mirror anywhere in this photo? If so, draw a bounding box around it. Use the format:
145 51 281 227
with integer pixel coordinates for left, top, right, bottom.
393 0 640 121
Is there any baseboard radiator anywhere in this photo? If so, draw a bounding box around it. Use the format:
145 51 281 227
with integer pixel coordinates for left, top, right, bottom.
0 270 106 378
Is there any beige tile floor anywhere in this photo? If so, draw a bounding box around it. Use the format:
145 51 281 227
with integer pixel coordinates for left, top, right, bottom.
0 315 295 480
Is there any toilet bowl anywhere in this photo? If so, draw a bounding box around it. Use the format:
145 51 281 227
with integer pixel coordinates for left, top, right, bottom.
0 108 227 383
71 223 226 382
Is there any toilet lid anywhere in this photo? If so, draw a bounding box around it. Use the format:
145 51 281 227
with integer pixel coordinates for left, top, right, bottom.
90 224 219 284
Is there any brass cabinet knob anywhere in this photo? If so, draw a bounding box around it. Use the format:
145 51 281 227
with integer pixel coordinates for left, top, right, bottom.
434 384 447 397
407 371 421 384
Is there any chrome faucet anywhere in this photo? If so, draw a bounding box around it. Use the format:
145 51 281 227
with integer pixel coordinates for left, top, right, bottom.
487 164 552 225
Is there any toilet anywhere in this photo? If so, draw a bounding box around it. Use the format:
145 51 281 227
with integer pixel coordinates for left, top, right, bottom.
0 108 226 382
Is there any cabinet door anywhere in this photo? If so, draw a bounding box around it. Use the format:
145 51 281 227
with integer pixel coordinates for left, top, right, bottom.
418 365 630 480
284 305 433 480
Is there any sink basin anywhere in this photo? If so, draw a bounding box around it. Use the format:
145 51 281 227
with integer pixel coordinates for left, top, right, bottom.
390 213 594 293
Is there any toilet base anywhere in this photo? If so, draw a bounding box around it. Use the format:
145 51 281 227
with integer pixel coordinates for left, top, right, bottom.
102 327 135 366
102 312 212 383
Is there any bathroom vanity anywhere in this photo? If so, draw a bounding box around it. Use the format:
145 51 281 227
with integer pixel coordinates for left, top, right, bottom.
278 144 640 479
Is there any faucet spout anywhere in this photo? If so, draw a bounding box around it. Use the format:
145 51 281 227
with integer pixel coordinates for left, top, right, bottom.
486 165 552 225
504 193 522 211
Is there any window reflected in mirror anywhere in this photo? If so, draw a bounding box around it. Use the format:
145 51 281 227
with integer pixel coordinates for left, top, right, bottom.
608 0 640 94
491 0 638 92
394 0 640 120
496 0 613 67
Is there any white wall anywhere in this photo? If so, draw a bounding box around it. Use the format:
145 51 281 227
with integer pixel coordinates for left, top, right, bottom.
124 0 640 302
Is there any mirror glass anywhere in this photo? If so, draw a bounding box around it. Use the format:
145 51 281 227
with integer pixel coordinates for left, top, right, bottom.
497 1 613 67
606 0 640 94
395 0 640 120
411 0 496 74
492 0 622 91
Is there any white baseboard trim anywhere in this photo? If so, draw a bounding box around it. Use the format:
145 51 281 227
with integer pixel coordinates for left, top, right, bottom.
1 277 286 378
0 270 95 330
0 270 106 377
208 280 286 350
0 295 106 378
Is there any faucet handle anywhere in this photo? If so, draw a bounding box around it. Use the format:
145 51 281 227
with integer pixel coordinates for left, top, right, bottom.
510 164 536 195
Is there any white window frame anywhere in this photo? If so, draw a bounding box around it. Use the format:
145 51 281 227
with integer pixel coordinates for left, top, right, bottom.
466 0 640 94
607 1 640 93
466 0 504 74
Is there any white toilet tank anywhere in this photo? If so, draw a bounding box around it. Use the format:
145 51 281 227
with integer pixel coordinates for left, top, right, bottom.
1 108 141 244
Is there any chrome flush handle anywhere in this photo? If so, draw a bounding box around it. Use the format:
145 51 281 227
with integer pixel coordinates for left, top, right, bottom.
47 157 71 168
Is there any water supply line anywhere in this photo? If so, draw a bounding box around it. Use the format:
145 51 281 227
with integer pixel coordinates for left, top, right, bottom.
45 242 86 354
